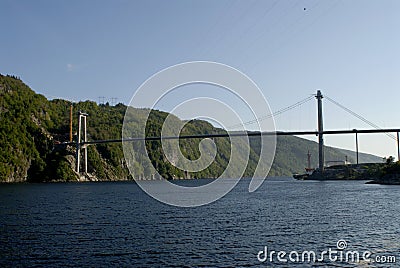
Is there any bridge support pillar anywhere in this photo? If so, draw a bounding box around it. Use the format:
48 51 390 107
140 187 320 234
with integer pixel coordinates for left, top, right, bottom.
355 130 359 164
76 111 88 174
316 90 324 172
397 132 399 162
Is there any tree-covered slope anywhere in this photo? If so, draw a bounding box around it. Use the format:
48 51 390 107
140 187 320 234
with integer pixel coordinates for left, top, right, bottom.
0 74 383 182
0 75 54 181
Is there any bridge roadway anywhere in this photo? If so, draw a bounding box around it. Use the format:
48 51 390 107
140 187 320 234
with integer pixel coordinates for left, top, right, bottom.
71 91 400 173
71 128 400 146
69 127 400 174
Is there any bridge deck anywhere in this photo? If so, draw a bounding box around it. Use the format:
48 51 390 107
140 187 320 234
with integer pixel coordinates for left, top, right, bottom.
67 128 400 145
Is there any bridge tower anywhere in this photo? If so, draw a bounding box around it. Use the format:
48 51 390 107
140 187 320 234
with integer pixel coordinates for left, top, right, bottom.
76 111 88 174
316 90 324 172
69 104 73 142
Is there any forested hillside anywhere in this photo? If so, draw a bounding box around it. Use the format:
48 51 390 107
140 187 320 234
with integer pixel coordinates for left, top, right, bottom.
0 74 382 182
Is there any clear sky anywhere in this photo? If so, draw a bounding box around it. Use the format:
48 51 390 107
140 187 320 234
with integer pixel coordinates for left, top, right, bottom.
1 0 399 159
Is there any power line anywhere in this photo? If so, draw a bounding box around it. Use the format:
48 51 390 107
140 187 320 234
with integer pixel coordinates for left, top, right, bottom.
110 97 118 106
98 96 105 105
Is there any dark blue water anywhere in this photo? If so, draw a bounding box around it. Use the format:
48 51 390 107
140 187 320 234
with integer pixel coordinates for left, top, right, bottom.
0 178 399 267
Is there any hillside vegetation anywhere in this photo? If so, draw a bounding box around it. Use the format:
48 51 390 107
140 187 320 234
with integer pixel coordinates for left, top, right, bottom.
0 74 382 182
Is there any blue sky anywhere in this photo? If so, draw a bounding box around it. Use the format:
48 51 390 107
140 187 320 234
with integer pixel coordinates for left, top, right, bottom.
1 0 399 159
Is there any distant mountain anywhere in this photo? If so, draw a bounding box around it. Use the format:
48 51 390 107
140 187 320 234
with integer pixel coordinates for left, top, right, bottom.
270 135 383 175
334 148 383 164
0 74 383 182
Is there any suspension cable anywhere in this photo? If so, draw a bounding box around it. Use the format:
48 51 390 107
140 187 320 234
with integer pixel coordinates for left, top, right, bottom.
325 95 396 141
229 95 314 129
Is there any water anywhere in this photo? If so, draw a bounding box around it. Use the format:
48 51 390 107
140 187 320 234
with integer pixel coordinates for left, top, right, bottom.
0 178 399 267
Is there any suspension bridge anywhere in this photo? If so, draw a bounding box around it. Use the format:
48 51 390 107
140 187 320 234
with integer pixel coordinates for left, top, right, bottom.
71 90 400 175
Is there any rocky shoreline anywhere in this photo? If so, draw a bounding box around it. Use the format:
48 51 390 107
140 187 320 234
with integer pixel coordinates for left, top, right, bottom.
294 162 400 185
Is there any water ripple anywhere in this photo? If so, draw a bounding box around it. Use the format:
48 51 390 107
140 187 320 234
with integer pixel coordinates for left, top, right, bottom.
0 179 399 267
